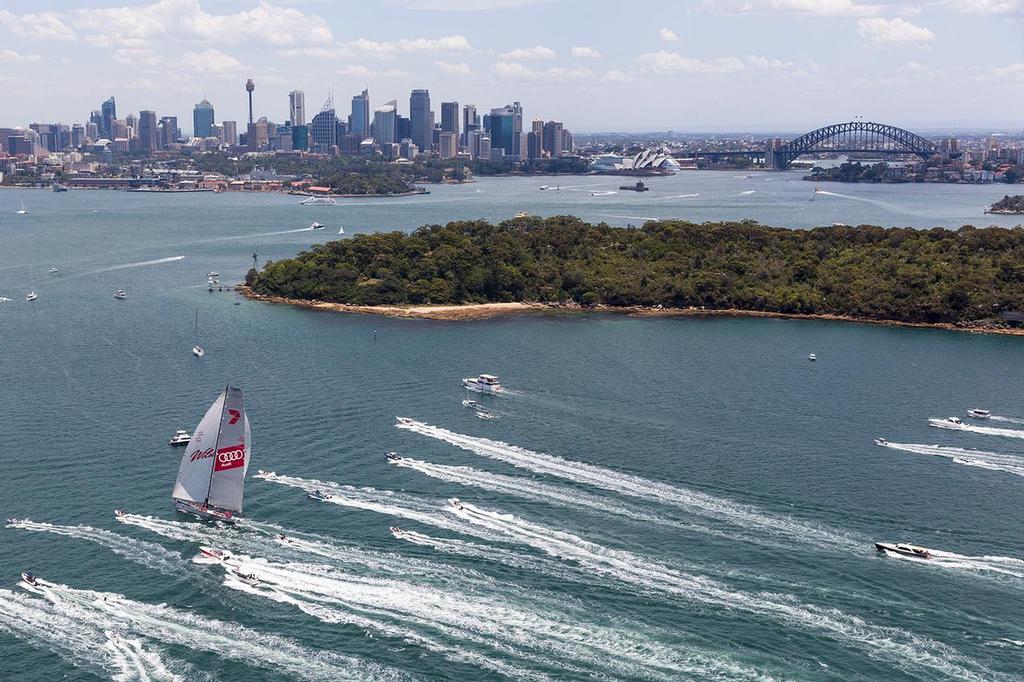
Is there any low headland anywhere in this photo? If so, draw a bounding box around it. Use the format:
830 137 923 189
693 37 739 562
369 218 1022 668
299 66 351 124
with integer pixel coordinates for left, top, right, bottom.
987 195 1024 214
245 216 1024 335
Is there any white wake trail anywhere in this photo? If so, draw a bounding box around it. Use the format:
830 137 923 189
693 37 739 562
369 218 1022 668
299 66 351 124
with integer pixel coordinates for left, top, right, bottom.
990 414 1024 425
879 441 1024 479
396 419 861 551
89 255 185 274
445 501 1000 682
0 589 181 682
25 578 397 681
6 519 183 575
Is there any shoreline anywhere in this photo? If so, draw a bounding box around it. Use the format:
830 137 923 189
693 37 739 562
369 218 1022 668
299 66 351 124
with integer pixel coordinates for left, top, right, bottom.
239 288 1024 336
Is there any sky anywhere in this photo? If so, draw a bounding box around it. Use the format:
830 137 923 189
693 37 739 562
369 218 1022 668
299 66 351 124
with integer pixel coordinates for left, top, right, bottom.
0 0 1022 134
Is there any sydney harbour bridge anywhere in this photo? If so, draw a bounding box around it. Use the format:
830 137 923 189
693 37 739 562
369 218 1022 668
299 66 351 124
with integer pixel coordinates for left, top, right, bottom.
695 121 943 170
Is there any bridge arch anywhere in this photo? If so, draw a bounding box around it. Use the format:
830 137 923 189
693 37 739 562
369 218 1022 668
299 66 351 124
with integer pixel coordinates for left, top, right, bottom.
768 121 939 169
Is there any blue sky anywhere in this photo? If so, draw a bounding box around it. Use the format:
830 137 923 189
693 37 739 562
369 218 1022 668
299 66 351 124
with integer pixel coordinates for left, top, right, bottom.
1 0 1021 133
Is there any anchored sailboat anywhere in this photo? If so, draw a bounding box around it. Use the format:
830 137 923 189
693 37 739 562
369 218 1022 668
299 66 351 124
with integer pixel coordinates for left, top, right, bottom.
171 386 250 523
192 310 204 358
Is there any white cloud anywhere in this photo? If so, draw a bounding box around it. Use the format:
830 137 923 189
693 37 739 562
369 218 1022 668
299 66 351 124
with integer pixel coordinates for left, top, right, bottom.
634 51 799 75
699 0 883 16
399 0 542 9
946 0 1022 14
604 69 633 82
0 10 76 40
500 45 556 60
0 49 42 63
659 28 679 42
113 48 160 67
857 17 935 46
176 48 245 76
436 60 473 76
281 35 472 59
489 62 593 81
337 65 409 79
571 46 601 59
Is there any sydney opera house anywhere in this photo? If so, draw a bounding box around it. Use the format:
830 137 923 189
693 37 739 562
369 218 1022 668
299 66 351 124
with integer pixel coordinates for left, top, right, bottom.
589 149 681 175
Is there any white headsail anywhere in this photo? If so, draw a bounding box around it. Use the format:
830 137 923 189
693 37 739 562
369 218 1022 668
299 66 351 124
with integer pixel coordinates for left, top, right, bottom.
172 386 249 513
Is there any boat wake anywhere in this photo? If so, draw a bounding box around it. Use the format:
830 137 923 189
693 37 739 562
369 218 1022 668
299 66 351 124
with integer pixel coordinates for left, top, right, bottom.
394 419 862 551
89 255 185 274
0 588 181 682
949 422 1024 441
879 547 1024 578
989 414 1024 425
877 441 1024 478
199 547 763 681
12 577 389 681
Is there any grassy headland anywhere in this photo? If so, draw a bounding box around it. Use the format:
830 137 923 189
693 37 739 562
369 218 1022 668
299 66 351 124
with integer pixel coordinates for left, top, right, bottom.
247 216 1024 327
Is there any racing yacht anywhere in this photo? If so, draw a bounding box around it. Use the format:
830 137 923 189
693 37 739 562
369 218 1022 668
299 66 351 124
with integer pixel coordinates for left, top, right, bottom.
929 416 966 430
168 429 191 446
875 542 932 560
967 408 991 419
171 386 251 524
463 374 502 393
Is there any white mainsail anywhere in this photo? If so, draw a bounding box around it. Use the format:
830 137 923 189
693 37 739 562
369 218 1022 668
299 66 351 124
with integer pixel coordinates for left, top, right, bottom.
171 386 249 513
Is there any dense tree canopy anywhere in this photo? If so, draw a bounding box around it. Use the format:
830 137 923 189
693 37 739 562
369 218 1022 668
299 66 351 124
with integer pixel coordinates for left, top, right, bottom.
249 217 1024 324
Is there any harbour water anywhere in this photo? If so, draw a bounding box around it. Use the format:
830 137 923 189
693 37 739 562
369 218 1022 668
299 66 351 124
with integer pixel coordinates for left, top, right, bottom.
1 179 1022 681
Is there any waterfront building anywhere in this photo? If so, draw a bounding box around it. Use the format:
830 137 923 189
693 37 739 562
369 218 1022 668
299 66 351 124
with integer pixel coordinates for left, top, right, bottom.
138 110 158 151
441 101 459 142
289 90 306 127
100 96 116 140
349 89 369 139
222 120 238 146
410 89 431 155
373 101 397 146
543 120 563 157
439 131 458 159
193 99 215 138
310 106 338 151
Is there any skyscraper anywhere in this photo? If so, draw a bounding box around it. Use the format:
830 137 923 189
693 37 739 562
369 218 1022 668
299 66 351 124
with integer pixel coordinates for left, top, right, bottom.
440 101 459 143
528 119 544 159
543 120 564 157
489 105 515 156
193 98 215 138
100 97 116 139
159 116 178 148
138 110 158 151
289 90 306 127
511 101 524 158
373 101 397 146
350 89 369 139
439 132 458 160
462 104 477 146
310 106 338 151
409 89 431 154
222 120 238 146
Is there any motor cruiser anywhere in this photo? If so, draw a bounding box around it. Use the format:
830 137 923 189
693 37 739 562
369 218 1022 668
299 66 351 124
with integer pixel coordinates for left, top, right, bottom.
168 429 191 446
310 222 325 230
929 416 966 430
114 290 128 299
808 353 816 361
300 196 336 206
873 438 888 446
385 452 402 461
463 374 502 393
49 267 59 274
256 469 276 478
448 498 463 510
396 417 414 426
207 272 220 278
307 489 333 501
875 542 932 560
967 408 991 419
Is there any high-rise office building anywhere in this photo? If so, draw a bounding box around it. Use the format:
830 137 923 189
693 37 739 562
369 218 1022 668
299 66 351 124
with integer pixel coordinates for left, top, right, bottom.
562 129 574 154
528 119 544 159
111 119 128 140
159 116 178 148
461 104 477 146
396 115 410 142
399 139 418 159
292 125 308 151
193 98 215 138
409 89 431 154
511 101 524 158
289 90 306 127
85 121 98 141
222 120 238 145
247 121 268 151
543 120 564 157
138 110 158 151
439 131 458 159
100 97 116 139
125 113 138 138
349 89 370 139
440 101 459 142
489 105 516 156
373 101 397 146
71 123 85 147
310 106 338 150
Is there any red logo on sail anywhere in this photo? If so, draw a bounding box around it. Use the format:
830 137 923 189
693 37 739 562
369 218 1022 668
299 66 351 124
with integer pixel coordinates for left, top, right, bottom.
214 444 245 471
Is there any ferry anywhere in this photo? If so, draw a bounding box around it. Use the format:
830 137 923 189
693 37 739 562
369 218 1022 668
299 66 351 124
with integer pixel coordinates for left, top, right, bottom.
966 408 991 419
875 542 932 560
463 374 502 393
168 429 191 446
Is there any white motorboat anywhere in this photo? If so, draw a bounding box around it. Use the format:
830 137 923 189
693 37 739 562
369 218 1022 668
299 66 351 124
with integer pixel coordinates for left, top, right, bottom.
929 416 966 430
873 437 888 446
301 196 336 206
307 489 332 501
875 542 932 560
310 222 325 230
168 429 191 446
396 416 414 425
49 267 59 274
25 292 37 302
808 353 816 361
227 567 260 586
448 497 463 510
966 408 991 419
514 211 530 218
20 572 39 586
463 374 502 393
385 451 402 461
207 272 219 278
461 399 479 408
198 546 230 561
114 290 128 299
539 185 550 190
475 410 496 420
389 525 403 536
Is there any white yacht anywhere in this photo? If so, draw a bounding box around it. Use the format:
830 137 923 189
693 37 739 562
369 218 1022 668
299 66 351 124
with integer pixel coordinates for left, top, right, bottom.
873 437 888 446
16 201 27 215
808 353 817 361
49 267 59 274
337 226 345 235
929 416 966 430
463 374 502 393
192 345 205 358
475 410 496 420
301 196 337 206
461 399 479 408
168 429 191 446
966 408 991 419
25 292 37 302
875 542 932 560
114 289 128 299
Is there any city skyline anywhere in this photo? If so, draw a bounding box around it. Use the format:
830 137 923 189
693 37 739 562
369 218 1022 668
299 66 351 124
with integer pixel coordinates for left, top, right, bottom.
0 0 1022 132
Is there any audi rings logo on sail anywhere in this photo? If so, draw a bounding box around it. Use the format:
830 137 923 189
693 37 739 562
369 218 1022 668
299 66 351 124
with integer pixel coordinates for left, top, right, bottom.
214 444 246 471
